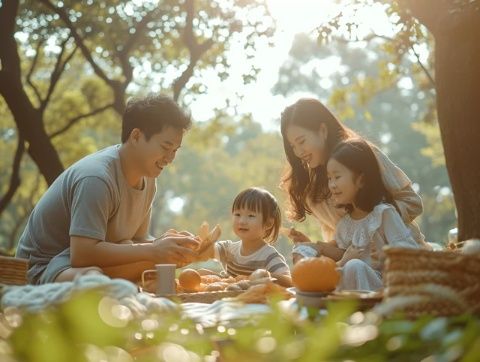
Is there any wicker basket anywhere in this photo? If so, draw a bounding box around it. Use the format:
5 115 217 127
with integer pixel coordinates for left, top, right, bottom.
384 248 480 317
0 256 29 285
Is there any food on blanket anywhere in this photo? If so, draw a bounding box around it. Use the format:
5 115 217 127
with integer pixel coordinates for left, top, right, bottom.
177 269 271 294
178 268 202 292
197 222 222 254
292 256 340 292
201 274 223 284
205 282 229 291
226 283 243 291
249 269 271 281
236 280 251 290
235 282 293 304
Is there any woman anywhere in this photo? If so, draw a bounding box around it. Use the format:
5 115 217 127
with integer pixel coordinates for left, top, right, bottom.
280 98 430 260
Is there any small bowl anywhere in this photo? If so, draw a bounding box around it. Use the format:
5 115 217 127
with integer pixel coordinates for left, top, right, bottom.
293 288 329 308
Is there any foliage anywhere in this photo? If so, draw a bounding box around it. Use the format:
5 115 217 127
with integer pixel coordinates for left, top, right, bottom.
1 290 479 361
0 0 275 250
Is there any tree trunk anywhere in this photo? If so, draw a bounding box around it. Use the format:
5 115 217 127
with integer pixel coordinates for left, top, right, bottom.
0 0 64 186
0 80 64 185
434 11 480 241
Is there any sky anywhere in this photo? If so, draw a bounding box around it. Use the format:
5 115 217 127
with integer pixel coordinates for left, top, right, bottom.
187 0 394 130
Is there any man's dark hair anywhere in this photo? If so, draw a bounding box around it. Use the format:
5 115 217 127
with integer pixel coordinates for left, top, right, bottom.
121 94 192 143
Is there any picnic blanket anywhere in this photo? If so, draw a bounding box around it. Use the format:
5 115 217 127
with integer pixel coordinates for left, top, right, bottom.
181 300 272 327
0 274 275 326
0 274 178 316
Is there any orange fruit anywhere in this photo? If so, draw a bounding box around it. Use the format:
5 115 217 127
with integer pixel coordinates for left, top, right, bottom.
292 256 340 292
178 268 202 292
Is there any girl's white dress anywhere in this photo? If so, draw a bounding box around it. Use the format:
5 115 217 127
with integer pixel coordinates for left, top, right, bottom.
334 203 419 291
307 147 429 249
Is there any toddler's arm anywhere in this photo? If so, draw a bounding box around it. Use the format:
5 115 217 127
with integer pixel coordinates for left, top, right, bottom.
271 273 292 287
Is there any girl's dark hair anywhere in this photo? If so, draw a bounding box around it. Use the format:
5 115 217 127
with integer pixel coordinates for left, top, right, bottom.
232 187 281 243
121 94 191 143
280 98 356 221
329 138 399 214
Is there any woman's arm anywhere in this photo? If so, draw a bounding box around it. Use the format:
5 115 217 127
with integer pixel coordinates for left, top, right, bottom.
390 184 423 222
373 146 423 222
382 208 419 248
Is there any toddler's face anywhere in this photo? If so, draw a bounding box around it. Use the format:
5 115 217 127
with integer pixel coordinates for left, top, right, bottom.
232 207 266 242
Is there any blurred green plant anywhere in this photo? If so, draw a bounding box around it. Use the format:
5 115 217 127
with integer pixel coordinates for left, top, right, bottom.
1 290 478 361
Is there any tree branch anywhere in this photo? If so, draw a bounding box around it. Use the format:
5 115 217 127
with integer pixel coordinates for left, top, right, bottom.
38 0 113 86
0 0 21 82
173 0 214 100
40 36 77 114
49 103 114 139
398 0 449 35
409 43 436 89
115 8 163 91
25 39 45 105
0 135 25 215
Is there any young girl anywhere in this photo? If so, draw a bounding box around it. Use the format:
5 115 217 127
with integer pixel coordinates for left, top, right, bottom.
280 98 430 256
316 139 419 291
200 187 292 287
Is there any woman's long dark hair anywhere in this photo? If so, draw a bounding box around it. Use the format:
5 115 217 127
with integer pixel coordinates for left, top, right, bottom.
280 98 356 221
329 139 399 214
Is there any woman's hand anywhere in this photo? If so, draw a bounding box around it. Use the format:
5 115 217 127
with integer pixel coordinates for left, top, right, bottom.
281 227 311 243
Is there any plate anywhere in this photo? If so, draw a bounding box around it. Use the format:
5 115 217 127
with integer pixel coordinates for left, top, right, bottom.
288 287 329 297
289 288 330 308
331 290 383 299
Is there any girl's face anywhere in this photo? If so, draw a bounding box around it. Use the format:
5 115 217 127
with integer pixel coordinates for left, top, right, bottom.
285 124 328 168
327 158 364 206
232 208 270 243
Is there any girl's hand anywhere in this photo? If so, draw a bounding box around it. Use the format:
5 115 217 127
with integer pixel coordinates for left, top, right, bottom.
281 227 311 243
337 245 365 267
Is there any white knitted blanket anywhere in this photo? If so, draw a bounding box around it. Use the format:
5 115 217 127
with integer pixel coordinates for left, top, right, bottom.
0 274 178 316
1 274 276 325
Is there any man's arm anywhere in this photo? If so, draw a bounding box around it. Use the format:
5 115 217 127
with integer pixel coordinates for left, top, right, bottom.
70 234 200 268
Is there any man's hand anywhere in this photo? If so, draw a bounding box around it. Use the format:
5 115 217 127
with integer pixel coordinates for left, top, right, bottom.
196 241 215 262
151 233 200 266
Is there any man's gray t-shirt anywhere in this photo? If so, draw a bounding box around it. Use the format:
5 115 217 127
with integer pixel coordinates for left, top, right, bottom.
16 145 156 284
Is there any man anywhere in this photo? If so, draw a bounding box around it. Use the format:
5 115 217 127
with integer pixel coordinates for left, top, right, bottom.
16 94 199 284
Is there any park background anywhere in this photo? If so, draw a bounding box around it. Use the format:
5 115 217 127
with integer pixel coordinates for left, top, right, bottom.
0 0 457 260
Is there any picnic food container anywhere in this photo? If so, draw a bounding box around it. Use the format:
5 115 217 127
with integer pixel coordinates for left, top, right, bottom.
383 247 480 317
294 289 328 308
0 256 28 285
